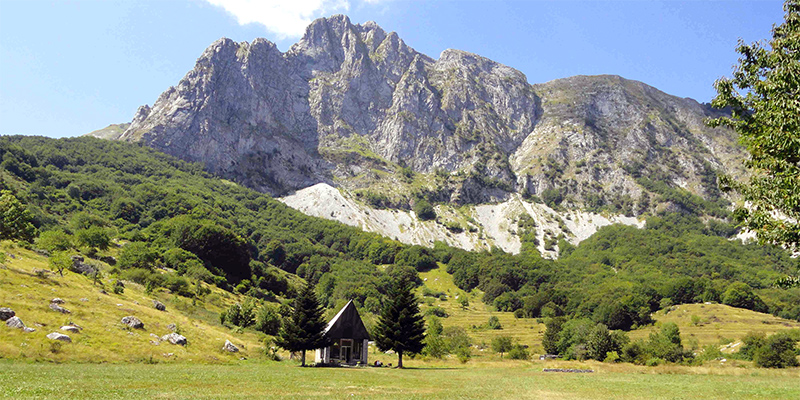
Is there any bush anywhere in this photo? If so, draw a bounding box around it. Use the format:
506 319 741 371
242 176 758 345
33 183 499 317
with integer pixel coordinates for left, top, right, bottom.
424 306 448 318
223 301 256 328
118 242 158 270
753 332 799 368
722 282 768 313
413 199 436 221
36 230 73 252
604 351 620 363
254 305 281 335
508 344 529 360
0 190 36 242
75 226 110 250
487 315 502 330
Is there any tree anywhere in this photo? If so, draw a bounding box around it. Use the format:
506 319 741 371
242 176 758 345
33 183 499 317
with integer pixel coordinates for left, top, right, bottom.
0 190 35 242
753 331 800 368
275 282 329 366
542 317 565 355
374 278 426 368
413 199 436 221
491 335 513 358
49 251 72 277
708 1 800 254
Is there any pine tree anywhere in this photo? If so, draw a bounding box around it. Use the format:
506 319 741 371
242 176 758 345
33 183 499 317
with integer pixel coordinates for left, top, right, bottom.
275 282 328 366
374 278 425 368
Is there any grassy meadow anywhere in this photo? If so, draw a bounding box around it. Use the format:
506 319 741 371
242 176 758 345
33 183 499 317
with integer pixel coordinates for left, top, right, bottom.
2 359 799 400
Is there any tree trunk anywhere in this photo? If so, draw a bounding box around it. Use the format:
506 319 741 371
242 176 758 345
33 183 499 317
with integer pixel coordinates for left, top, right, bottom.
398 351 403 368
301 350 306 366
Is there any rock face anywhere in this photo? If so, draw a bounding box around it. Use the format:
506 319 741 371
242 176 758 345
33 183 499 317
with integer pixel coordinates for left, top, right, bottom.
222 340 239 353
46 332 72 342
119 15 743 210
0 307 14 321
121 316 144 329
161 333 187 346
5 316 24 329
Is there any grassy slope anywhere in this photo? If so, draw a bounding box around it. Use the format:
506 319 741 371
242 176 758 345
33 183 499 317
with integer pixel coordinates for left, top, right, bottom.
0 242 267 363
418 264 545 351
419 265 800 356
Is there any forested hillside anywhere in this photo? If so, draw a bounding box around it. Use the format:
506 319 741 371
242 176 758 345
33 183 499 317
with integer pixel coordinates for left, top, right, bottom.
1 135 798 327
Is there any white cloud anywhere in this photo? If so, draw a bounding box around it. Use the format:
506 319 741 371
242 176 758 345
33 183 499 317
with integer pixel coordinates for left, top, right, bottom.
204 0 353 39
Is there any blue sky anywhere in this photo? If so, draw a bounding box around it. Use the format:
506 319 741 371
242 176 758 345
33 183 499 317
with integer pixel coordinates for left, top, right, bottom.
0 0 785 138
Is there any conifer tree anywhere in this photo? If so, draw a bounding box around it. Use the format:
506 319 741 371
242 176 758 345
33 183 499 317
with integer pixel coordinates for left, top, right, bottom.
374 278 425 368
275 282 328 366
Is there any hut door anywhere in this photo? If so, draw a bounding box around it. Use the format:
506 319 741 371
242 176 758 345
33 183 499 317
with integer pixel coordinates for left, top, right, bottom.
341 339 352 362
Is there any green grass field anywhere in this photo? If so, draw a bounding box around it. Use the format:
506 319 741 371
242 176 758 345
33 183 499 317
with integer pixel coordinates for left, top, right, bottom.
2 359 799 400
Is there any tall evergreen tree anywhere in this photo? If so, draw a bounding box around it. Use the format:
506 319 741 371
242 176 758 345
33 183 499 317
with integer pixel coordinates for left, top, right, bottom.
374 278 425 368
275 282 328 366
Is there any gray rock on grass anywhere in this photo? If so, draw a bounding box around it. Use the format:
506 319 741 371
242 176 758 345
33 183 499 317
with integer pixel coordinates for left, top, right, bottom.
5 316 25 329
49 303 70 314
222 340 239 353
121 316 144 329
0 307 14 321
46 332 71 342
153 300 166 311
50 298 65 304
161 333 187 346
61 325 80 333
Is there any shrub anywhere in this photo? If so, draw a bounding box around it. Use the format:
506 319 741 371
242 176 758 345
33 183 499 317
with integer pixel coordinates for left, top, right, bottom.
739 332 766 361
722 282 768 313
254 305 281 335
753 332 799 368
424 306 448 318
36 230 73 252
487 316 502 330
118 242 158 270
75 226 110 250
508 344 529 360
604 351 620 363
413 199 436 221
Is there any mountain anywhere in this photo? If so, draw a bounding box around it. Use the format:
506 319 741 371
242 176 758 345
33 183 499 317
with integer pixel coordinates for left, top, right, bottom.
112 15 744 254
85 123 129 140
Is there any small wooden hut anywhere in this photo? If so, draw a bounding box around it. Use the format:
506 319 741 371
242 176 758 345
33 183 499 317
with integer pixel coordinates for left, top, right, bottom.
314 300 370 365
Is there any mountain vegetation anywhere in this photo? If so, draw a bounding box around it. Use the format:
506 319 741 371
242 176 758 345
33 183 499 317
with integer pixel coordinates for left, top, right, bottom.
2 135 798 333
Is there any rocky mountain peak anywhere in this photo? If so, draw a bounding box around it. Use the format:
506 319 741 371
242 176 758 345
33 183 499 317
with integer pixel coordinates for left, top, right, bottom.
118 15 743 221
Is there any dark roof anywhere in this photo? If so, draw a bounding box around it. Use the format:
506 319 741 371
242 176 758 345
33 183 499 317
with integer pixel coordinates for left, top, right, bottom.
323 300 371 341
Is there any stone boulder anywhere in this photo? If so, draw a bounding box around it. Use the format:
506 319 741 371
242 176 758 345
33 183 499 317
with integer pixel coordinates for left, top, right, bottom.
5 316 24 329
46 332 72 342
222 340 239 353
50 298 65 304
61 325 80 333
161 333 187 346
167 323 177 332
70 256 98 275
153 300 166 311
121 316 144 329
49 303 70 314
23 327 36 333
0 307 14 321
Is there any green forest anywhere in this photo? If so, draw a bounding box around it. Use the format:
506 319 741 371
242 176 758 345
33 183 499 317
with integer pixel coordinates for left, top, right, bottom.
2 135 799 336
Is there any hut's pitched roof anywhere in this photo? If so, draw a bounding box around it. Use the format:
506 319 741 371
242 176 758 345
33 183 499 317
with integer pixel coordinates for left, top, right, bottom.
324 300 371 341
